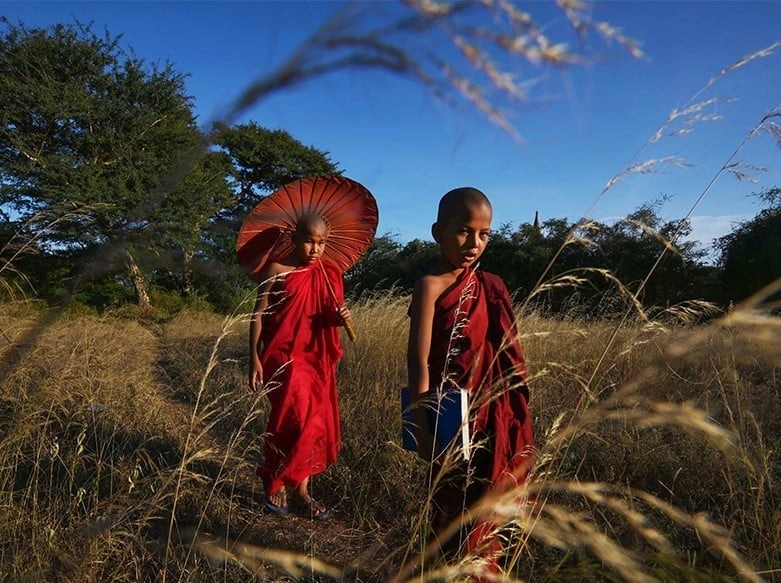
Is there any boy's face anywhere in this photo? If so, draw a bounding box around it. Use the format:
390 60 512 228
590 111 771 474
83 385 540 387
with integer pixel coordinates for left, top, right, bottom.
433 201 492 270
292 223 328 265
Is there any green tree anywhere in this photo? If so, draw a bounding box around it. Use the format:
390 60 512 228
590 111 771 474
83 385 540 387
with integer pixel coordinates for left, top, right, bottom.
396 239 439 291
0 20 203 309
480 219 576 303
344 234 404 294
481 207 711 315
587 206 705 305
716 187 781 305
212 121 340 217
150 150 234 298
345 236 439 295
204 121 341 310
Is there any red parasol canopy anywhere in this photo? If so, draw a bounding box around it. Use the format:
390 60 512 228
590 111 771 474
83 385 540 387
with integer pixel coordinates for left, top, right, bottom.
236 175 379 282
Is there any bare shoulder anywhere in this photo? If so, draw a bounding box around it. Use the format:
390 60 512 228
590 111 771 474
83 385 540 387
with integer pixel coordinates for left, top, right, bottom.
265 261 294 278
412 273 453 305
254 262 292 291
415 273 448 294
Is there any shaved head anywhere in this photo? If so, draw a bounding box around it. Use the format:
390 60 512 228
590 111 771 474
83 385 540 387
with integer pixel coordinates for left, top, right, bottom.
436 187 492 224
294 213 329 238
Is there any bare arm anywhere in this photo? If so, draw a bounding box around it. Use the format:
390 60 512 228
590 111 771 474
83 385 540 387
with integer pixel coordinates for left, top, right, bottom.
248 266 279 392
407 276 439 460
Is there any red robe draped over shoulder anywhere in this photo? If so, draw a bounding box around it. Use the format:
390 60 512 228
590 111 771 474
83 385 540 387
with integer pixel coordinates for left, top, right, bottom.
257 260 344 494
426 267 534 561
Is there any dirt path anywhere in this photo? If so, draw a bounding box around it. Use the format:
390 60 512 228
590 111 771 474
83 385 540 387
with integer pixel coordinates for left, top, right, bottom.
151 385 399 580
150 319 411 581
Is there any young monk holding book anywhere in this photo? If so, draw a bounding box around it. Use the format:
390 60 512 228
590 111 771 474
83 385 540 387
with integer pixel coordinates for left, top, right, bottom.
249 213 351 520
406 187 535 573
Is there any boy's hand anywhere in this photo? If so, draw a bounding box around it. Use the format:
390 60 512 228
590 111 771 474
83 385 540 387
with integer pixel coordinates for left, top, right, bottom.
249 362 263 392
337 305 351 323
415 425 436 462
337 305 357 342
413 406 436 462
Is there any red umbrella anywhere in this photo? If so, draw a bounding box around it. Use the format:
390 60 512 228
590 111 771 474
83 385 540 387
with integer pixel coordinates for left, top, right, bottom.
236 175 379 282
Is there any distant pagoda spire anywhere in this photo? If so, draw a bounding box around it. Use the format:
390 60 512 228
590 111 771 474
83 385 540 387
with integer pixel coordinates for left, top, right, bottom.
533 210 542 240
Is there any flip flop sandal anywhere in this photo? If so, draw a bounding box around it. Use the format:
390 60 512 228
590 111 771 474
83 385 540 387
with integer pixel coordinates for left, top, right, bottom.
296 498 331 521
264 491 289 516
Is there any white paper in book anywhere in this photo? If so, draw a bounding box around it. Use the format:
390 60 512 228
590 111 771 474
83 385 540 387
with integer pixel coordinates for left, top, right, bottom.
437 385 470 461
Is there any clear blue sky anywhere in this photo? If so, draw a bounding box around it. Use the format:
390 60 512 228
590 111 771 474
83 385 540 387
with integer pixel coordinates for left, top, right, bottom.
3 1 780 261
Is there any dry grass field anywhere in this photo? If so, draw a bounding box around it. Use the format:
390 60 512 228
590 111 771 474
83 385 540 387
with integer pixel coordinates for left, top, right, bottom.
0 290 779 582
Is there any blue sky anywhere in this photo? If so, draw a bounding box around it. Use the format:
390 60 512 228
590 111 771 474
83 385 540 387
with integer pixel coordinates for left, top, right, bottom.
3 1 780 261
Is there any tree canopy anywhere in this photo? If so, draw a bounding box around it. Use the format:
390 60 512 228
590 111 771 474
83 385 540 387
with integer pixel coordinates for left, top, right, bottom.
0 21 339 311
716 187 781 306
0 18 774 318
344 204 715 317
0 20 201 307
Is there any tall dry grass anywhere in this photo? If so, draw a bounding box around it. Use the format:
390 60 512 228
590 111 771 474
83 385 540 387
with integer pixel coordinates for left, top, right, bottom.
0 287 779 581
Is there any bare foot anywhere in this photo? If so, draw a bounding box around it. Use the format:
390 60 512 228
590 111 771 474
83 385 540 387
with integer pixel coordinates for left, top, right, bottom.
293 487 330 520
264 489 288 515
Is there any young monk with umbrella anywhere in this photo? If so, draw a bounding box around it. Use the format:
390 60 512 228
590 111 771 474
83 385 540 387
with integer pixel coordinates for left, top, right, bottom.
237 176 378 519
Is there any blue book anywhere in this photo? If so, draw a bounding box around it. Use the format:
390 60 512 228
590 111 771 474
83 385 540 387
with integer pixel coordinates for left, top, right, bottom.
401 384 470 460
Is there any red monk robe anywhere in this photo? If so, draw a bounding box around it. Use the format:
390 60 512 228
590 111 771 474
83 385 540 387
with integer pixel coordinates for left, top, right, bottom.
256 260 344 495
426 267 535 564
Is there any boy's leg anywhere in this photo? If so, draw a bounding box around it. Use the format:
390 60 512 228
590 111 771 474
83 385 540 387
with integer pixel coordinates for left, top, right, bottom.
294 475 311 502
428 436 495 561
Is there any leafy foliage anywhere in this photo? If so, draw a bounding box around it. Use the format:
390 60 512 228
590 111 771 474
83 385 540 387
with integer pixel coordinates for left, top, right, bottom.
213 120 340 214
347 205 715 317
0 22 341 312
0 20 201 307
716 187 781 305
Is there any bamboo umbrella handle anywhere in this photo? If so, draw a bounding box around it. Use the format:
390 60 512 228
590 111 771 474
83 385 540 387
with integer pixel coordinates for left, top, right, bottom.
343 319 357 343
319 260 356 342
